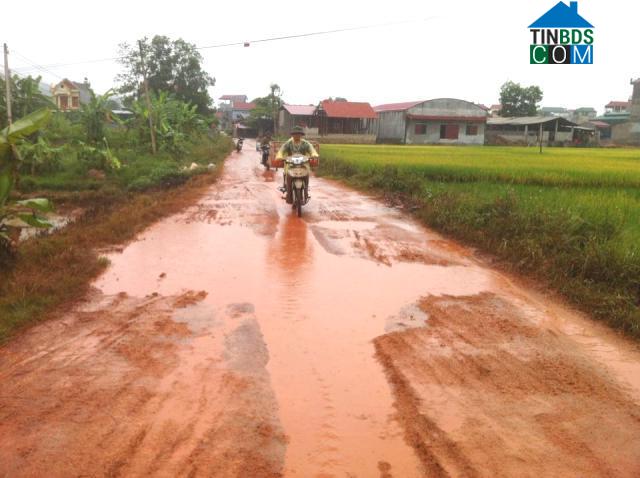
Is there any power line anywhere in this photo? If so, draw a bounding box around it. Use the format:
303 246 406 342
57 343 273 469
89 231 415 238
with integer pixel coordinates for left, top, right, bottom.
7 17 436 75
197 17 435 49
11 49 64 80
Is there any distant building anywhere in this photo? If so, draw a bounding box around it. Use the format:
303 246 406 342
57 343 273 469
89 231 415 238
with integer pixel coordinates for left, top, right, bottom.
487 116 580 145
610 78 640 144
315 100 377 137
230 101 255 121
219 95 248 103
571 107 597 124
216 94 255 131
540 106 570 118
279 104 317 135
51 78 91 111
374 98 487 145
605 101 630 114
489 104 502 117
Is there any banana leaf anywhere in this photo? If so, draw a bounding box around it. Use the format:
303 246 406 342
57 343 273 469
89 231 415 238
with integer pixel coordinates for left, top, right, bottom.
15 198 54 213
3 108 51 144
17 213 53 228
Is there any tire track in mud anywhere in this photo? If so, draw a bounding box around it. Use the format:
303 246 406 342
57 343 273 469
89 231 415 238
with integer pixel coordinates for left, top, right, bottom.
0 292 286 477
375 293 640 477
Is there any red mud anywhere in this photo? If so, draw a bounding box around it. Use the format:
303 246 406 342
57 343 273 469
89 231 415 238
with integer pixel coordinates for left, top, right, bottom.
2 140 640 477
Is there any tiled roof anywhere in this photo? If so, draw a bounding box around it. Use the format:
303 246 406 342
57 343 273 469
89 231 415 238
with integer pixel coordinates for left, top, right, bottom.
373 101 423 113
320 100 377 119
232 102 256 111
283 104 316 116
605 101 629 108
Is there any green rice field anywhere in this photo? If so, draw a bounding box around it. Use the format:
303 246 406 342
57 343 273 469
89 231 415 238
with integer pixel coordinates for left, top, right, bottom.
317 145 640 336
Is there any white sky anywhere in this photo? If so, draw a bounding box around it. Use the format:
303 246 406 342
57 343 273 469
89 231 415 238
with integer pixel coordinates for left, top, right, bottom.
3 0 638 114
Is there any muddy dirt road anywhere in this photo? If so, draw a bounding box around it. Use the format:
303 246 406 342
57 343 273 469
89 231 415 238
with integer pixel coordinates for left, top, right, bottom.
2 140 640 477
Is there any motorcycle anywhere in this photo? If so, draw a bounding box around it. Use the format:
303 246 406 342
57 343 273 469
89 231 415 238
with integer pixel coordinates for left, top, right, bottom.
235 138 244 152
284 154 310 217
260 142 270 170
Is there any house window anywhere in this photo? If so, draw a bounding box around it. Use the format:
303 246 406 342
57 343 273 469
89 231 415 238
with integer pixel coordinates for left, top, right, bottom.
466 124 478 136
59 95 68 110
440 124 459 140
71 96 80 108
414 123 427 135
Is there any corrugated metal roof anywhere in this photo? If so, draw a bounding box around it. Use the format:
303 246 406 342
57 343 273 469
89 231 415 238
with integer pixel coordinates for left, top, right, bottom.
488 116 577 126
320 100 377 119
283 104 316 116
374 101 423 113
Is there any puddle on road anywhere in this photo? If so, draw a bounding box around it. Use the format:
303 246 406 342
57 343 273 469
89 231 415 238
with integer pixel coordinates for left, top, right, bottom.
95 145 494 476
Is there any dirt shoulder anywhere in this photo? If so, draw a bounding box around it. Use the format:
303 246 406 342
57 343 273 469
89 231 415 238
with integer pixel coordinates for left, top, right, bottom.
0 166 225 343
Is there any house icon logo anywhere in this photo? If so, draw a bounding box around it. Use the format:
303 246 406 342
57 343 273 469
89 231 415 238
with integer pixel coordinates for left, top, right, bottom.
529 1 594 64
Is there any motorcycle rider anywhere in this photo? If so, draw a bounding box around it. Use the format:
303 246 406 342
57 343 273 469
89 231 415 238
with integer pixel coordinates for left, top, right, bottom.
260 134 272 166
276 126 318 203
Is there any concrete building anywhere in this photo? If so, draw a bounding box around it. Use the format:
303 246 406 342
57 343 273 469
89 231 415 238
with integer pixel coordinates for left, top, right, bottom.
605 101 629 114
610 78 640 144
279 104 317 135
571 107 597 124
51 78 91 111
374 98 487 145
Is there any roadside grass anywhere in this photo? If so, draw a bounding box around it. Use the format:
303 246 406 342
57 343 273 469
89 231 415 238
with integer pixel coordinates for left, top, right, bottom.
317 145 640 337
18 135 230 194
0 135 233 343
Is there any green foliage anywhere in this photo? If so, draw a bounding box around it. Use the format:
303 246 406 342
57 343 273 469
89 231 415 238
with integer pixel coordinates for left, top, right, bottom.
81 89 115 144
75 139 121 171
116 35 215 114
43 112 85 143
128 92 208 158
0 75 54 130
19 136 66 175
499 81 543 117
0 108 53 252
318 144 640 337
248 84 283 132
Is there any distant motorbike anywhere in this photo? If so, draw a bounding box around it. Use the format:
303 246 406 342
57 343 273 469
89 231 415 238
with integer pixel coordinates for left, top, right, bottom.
284 154 310 217
260 142 270 170
236 138 244 152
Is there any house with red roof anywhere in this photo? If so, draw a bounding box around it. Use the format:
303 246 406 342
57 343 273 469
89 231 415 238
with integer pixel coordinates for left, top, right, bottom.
374 98 488 144
605 101 629 114
231 101 256 121
316 100 377 136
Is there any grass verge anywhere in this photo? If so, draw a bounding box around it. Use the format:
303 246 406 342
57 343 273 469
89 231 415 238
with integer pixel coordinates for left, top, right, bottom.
317 145 640 338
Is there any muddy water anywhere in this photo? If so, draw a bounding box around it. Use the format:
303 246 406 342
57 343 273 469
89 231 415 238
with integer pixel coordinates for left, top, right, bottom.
94 141 491 476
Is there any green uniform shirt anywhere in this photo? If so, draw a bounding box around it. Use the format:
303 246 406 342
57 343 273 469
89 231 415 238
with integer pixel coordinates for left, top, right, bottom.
276 138 319 159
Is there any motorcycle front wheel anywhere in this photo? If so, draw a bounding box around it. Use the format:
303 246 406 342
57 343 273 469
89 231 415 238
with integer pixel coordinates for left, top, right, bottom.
293 187 302 217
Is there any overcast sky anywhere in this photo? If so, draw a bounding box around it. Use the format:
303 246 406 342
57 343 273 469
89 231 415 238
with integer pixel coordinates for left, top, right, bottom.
3 0 638 114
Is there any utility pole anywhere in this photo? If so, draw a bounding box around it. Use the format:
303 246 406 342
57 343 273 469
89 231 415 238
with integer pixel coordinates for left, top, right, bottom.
4 43 13 126
138 40 157 155
539 122 543 153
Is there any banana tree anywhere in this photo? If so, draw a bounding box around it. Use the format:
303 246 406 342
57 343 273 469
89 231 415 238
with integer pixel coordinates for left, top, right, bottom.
0 108 53 248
